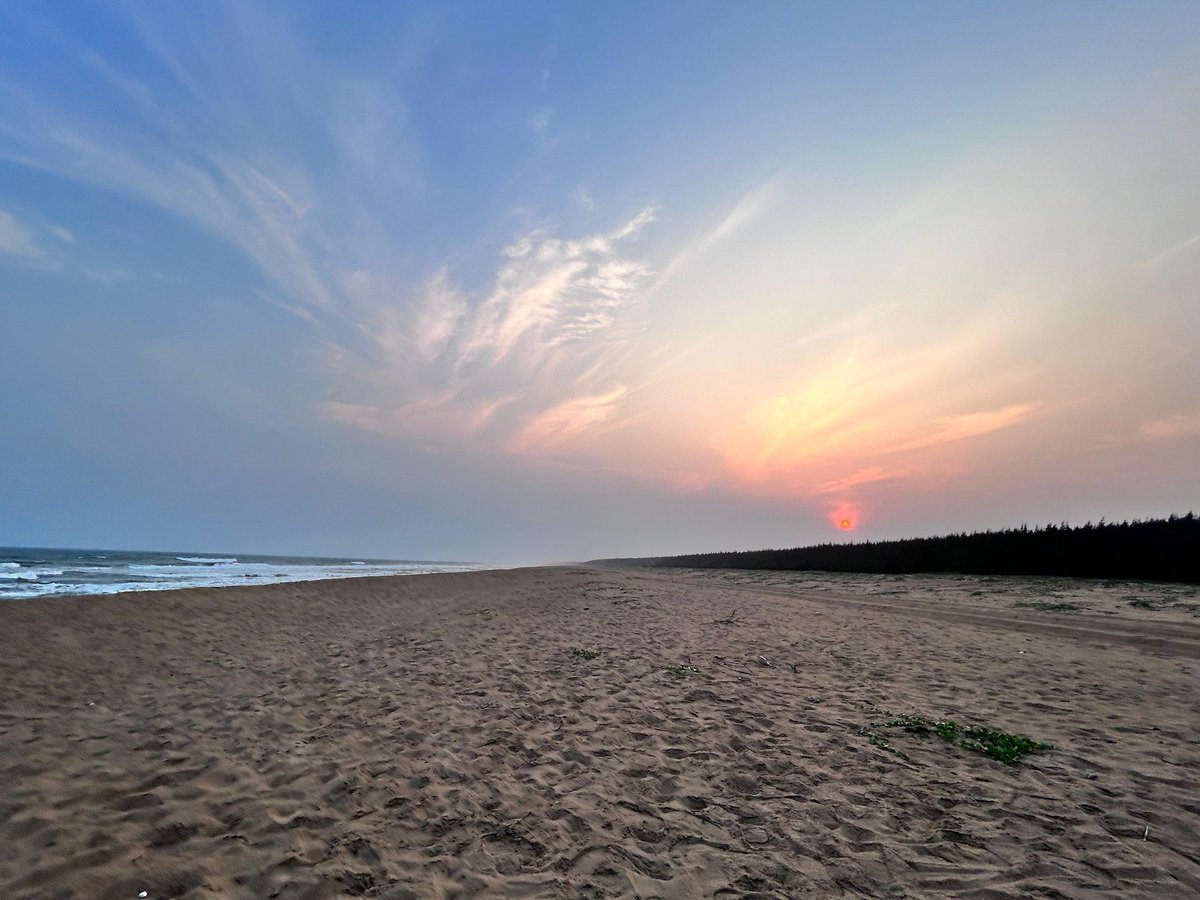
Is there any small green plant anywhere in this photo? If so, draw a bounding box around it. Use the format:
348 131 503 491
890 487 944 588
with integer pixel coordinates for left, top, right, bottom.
863 713 1050 765
1013 601 1084 612
665 664 700 677
459 608 494 619
570 647 602 660
957 725 1051 764
882 714 960 742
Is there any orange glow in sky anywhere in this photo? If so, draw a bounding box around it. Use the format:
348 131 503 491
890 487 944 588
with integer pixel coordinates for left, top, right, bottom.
830 503 860 533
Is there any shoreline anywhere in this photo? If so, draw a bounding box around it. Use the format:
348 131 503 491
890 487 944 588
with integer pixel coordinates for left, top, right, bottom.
0 568 496 603
2 567 1197 897
0 551 489 603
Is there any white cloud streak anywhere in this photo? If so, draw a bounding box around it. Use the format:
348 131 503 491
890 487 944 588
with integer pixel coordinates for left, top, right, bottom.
651 177 780 293
0 208 75 262
0 209 42 257
1139 410 1200 439
1138 230 1200 270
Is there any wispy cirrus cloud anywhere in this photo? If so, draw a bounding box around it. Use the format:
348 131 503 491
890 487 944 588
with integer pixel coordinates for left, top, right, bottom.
892 403 1039 454
1138 410 1200 439
459 208 654 364
0 208 43 257
0 5 664 471
0 207 75 261
717 305 1042 498
508 385 628 453
529 107 555 145
0 4 421 317
324 209 656 458
651 177 780 293
815 466 903 495
1137 231 1200 271
0 81 336 313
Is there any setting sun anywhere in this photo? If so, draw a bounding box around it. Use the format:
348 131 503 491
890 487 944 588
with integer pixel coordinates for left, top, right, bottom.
831 503 861 532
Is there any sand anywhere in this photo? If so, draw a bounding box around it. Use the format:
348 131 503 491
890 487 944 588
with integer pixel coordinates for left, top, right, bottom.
1 566 1198 898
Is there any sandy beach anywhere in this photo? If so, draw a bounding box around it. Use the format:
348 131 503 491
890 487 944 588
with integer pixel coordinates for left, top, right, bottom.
1 566 1198 899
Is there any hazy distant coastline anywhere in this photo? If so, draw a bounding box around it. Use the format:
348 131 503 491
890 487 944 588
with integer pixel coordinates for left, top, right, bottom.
593 513 1200 584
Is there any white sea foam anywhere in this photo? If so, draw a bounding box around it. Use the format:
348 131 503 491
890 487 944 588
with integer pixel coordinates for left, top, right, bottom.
0 558 483 600
176 556 238 563
0 562 20 569
0 567 63 580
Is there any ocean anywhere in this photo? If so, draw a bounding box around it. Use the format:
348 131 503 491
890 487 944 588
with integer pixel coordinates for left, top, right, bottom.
0 547 483 600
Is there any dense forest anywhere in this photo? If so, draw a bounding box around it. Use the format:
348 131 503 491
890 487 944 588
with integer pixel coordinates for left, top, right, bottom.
594 513 1200 583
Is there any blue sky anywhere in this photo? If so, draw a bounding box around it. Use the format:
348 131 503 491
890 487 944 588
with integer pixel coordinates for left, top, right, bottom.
2 2 1199 562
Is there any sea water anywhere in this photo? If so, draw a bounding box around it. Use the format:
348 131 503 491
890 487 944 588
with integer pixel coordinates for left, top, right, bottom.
0 547 482 600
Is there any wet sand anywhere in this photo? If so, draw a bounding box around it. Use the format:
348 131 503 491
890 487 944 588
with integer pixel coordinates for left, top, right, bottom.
1 566 1197 898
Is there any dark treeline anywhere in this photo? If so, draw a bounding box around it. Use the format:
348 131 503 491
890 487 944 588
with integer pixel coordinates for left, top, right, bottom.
593 514 1200 583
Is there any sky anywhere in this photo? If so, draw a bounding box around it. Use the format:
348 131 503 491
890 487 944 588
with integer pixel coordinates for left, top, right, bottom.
2 1 1199 564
